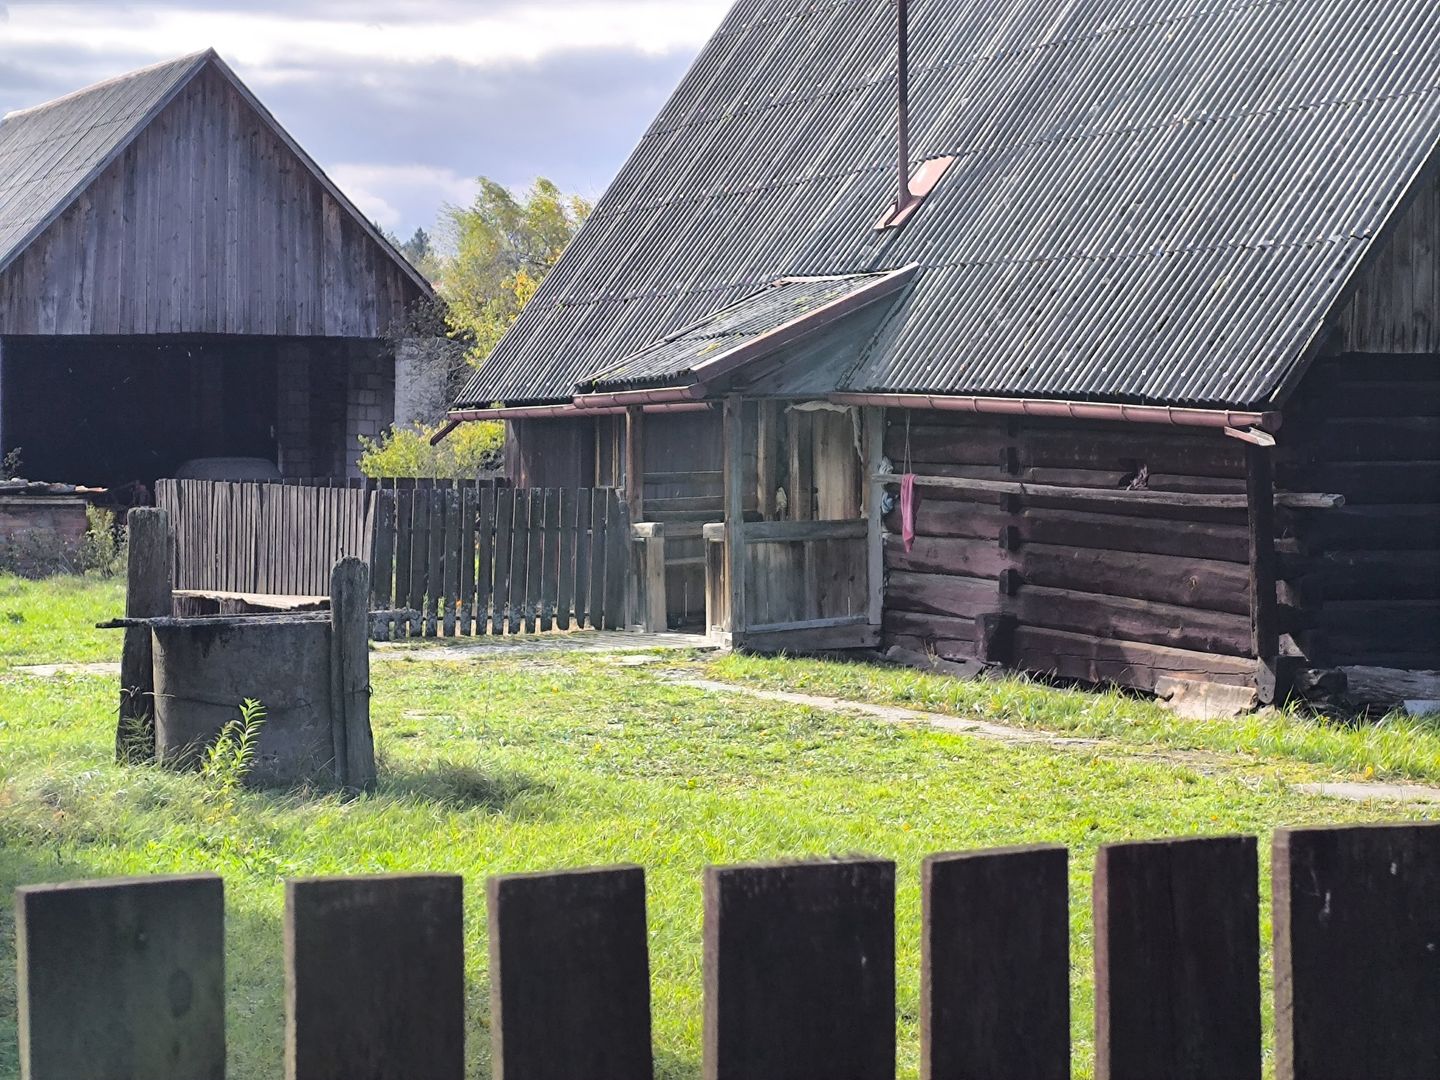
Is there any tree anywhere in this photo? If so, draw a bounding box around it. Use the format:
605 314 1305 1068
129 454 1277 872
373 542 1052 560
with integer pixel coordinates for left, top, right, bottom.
438 177 590 361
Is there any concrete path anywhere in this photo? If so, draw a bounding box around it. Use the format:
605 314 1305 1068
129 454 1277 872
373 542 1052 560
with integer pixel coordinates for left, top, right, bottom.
11 661 119 677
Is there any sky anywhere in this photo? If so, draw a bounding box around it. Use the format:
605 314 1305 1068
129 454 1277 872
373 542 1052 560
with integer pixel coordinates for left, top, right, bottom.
0 0 731 238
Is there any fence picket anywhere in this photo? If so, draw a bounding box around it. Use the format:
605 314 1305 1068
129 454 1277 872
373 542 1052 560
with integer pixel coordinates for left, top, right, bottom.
492 487 515 635
509 489 532 635
536 489 557 633
604 496 630 630
703 858 896 1079
409 486 430 635
572 488 593 629
372 484 396 609
1094 835 1261 1080
556 488 576 632
488 866 652 1079
459 484 477 635
444 486 461 637
286 875 464 1080
1273 822 1440 1079
923 845 1070 1079
587 490 607 629
15 874 225 1080
476 484 496 635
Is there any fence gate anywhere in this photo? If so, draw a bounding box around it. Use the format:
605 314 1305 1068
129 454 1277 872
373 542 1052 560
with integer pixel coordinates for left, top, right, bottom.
155 478 631 636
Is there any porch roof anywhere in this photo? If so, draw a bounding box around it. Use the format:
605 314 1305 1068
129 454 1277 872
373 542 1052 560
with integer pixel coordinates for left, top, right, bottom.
578 269 911 395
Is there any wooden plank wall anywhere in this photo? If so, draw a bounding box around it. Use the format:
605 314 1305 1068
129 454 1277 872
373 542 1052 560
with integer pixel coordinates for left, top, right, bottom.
879 412 1259 691
157 477 375 597
15 822 1440 1079
158 477 630 637
0 64 423 337
1278 355 1440 669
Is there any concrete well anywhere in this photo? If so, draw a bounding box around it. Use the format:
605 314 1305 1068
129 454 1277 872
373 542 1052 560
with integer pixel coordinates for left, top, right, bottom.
150 614 338 786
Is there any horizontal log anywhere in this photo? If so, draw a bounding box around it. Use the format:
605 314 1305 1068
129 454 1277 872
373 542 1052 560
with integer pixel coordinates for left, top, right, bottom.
884 418 1245 476
884 533 1014 578
743 614 872 634
1282 462 1440 504
1288 381 1440 418
1011 626 1256 693
740 623 881 653
883 632 978 662
1297 505 1440 551
643 495 724 512
882 608 977 644
1288 417 1440 462
1012 584 1252 657
1305 355 1440 384
1018 543 1251 615
876 473 1341 511
1281 550 1440 601
645 471 722 484
744 519 868 543
1338 665 1440 707
886 502 1251 562
884 572 1252 656
1315 601 1440 649
882 460 1244 495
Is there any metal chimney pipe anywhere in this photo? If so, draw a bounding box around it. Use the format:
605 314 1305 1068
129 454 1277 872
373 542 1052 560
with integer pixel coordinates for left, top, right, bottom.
895 0 914 215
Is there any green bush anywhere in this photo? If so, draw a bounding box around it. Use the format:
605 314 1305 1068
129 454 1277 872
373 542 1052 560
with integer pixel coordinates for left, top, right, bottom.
358 421 504 480
78 506 126 577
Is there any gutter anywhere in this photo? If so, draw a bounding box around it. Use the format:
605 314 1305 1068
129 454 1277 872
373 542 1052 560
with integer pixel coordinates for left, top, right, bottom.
571 384 708 409
432 399 711 444
826 392 1282 433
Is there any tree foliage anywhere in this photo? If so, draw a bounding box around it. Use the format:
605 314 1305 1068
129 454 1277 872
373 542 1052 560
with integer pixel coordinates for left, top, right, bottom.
438 178 590 361
357 420 505 480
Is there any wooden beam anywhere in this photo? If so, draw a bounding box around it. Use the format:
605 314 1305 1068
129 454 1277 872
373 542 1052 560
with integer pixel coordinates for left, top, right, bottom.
757 400 778 519
723 396 747 636
625 405 644 520
874 472 1344 511
862 406 885 627
1247 444 1282 704
788 407 813 520
118 507 173 762
744 519 867 542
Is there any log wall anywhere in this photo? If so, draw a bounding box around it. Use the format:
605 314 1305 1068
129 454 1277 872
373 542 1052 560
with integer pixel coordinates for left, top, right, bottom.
1278 354 1440 669
880 411 1258 691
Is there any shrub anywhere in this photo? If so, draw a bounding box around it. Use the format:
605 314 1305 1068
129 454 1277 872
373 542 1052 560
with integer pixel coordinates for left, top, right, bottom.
358 420 504 480
78 506 126 577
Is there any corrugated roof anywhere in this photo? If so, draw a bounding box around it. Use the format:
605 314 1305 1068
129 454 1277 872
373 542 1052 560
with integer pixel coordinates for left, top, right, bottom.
0 50 432 294
581 271 897 390
457 0 1440 410
0 52 206 274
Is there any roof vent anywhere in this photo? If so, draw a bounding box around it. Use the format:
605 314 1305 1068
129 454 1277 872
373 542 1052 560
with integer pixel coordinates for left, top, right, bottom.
874 0 953 230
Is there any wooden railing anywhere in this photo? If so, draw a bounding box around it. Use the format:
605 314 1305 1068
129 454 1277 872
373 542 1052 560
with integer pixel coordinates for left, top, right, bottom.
12 821 1437 1078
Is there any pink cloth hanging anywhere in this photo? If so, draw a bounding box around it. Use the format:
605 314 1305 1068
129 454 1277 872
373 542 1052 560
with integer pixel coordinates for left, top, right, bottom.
900 473 917 553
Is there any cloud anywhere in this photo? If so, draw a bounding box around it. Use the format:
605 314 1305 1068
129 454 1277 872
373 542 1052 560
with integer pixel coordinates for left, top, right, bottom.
0 2 727 232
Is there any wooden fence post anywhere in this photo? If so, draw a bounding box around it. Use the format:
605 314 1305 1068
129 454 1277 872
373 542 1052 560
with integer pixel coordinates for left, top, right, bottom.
629 522 667 632
1273 822 1440 1079
118 506 173 761
329 558 374 792
922 844 1069 1080
1094 835 1261 1080
488 865 653 1079
16 874 225 1080
286 875 464 1080
703 858 895 1080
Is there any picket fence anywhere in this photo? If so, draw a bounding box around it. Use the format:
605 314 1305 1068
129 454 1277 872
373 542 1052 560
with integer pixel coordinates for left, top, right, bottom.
154 478 631 635
13 821 1438 1079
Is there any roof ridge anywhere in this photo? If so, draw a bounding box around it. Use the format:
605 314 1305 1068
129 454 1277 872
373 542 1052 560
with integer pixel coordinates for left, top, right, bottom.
2 49 212 122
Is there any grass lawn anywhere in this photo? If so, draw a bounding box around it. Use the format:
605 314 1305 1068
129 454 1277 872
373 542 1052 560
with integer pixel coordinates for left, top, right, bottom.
1 572 1435 1078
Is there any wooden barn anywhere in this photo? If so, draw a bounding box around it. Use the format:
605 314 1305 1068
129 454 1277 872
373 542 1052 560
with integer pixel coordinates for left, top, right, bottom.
444 0 1440 706
0 50 432 489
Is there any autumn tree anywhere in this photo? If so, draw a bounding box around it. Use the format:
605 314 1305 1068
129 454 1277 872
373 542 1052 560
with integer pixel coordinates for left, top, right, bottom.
438 177 590 360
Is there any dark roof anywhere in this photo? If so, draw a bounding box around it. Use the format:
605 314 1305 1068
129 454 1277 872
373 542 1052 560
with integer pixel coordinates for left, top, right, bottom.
581 270 907 391
457 0 1440 410
0 50 430 293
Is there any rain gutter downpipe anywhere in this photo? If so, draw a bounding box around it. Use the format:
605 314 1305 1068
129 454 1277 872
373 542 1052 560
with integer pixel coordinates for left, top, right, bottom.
826 392 1282 433
894 0 915 221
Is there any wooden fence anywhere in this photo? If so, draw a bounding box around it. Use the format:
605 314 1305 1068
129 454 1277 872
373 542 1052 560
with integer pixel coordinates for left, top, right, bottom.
13 822 1438 1079
154 478 631 635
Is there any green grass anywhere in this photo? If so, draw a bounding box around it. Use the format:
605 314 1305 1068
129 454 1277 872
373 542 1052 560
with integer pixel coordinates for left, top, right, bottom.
0 572 124 668
707 652 1440 784
0 576 1435 1078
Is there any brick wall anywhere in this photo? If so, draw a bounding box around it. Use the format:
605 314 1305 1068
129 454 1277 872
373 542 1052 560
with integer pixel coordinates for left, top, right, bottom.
0 497 88 575
344 343 395 478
